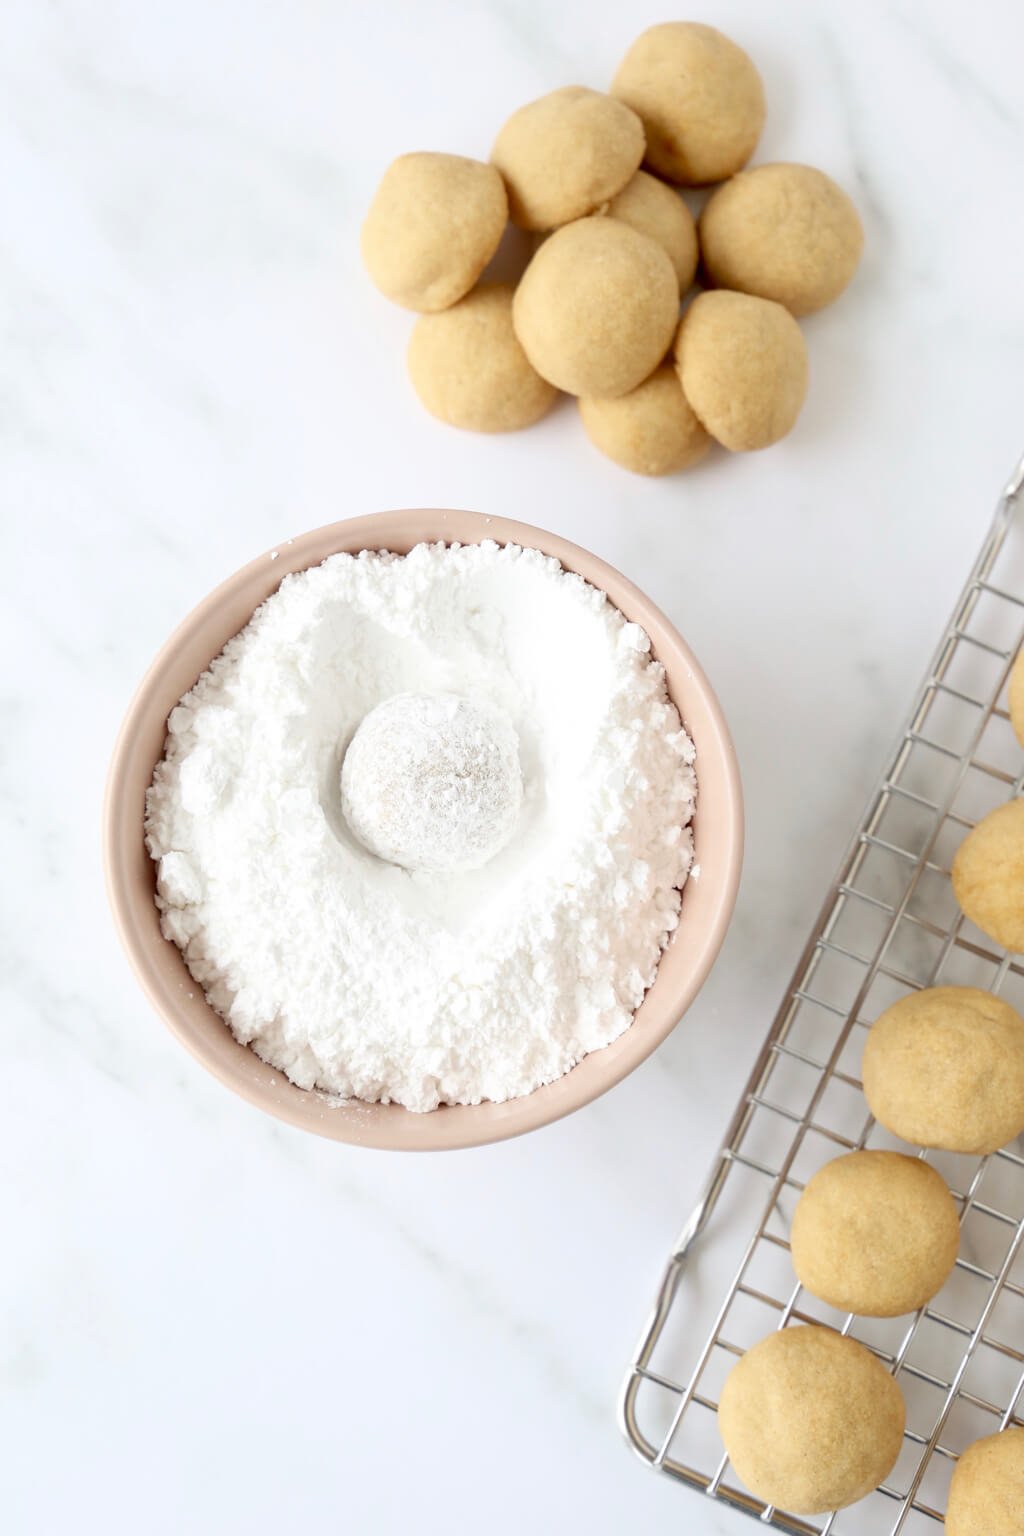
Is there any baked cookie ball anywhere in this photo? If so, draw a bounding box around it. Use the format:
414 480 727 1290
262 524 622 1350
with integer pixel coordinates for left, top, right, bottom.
674 291 808 451
862 985 1024 1155
946 1428 1024 1536
1008 647 1024 747
611 23 765 185
578 366 710 477
952 799 1024 951
491 86 644 232
718 1326 905 1514
513 217 678 398
603 171 698 291
700 163 864 316
407 283 557 433
790 1151 959 1318
361 152 507 312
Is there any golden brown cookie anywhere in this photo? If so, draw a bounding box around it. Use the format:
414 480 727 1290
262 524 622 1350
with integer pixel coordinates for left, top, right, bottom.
946 1428 1024 1536
491 86 644 232
862 985 1024 1154
512 217 678 398
674 291 808 451
407 283 558 432
1008 648 1024 748
602 172 698 291
790 1151 959 1317
361 152 507 312
952 799 1024 951
611 22 765 185
578 365 710 476
699 163 863 316
718 1326 905 1514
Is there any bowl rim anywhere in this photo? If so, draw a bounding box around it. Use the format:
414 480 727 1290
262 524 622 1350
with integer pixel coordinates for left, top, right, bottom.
103 509 743 1150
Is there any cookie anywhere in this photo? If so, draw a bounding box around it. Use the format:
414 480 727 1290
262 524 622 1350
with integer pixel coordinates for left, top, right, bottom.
718 1326 905 1514
361 152 507 312
407 283 558 432
491 86 644 232
578 365 710 476
790 1151 959 1317
602 171 698 290
611 22 765 185
700 163 863 315
946 1428 1024 1536
513 217 678 398
674 291 808 451
862 985 1024 1155
952 799 1024 951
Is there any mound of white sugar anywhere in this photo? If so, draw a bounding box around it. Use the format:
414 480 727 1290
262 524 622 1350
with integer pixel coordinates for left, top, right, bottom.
146 540 697 1112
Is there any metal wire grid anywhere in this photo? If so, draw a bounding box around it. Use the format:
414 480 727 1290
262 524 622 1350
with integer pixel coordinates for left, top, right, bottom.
620 456 1024 1535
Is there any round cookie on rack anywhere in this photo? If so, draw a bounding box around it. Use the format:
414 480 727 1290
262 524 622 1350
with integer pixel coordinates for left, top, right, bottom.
862 985 1024 1155
790 1150 960 1317
945 1427 1024 1536
952 799 1024 951
1008 647 1024 748
718 1325 905 1514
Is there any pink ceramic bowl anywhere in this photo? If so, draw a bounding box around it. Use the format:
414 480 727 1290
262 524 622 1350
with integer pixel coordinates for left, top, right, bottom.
104 510 743 1150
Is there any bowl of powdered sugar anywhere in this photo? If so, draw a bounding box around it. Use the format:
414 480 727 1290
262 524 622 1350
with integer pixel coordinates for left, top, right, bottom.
104 509 742 1149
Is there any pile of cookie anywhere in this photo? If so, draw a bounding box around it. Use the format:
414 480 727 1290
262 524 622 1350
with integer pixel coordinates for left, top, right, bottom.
361 22 863 476
716 666 1024 1525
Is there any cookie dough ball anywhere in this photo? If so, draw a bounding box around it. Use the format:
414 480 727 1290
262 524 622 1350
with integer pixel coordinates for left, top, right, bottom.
674 291 808 451
1008 648 1024 747
863 986 1024 1154
611 23 765 185
952 799 1024 951
341 692 523 873
718 1326 905 1514
513 217 678 398
700 163 864 316
491 86 644 232
946 1428 1024 1536
361 153 507 312
578 366 710 476
603 172 698 290
407 283 557 433
791 1151 959 1318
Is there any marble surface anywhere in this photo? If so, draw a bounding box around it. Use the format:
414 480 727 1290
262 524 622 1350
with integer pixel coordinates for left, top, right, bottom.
4 0 1024 1530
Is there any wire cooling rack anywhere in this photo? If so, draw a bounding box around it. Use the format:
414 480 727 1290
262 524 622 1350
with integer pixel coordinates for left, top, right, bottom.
620 455 1024 1534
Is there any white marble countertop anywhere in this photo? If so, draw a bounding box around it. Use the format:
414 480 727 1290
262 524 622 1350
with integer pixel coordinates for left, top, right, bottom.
4 1 1024 1531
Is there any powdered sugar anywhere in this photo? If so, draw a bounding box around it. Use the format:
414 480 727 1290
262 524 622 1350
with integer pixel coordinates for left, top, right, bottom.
145 540 696 1112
